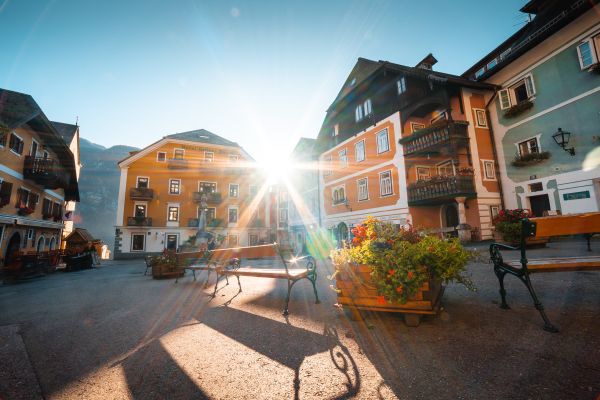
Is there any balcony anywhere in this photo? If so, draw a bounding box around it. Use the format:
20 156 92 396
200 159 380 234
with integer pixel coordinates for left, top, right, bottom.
249 218 265 228
127 217 153 226
399 121 469 157
407 175 476 206
188 218 224 228
167 158 189 170
23 156 68 189
129 187 154 200
192 191 222 204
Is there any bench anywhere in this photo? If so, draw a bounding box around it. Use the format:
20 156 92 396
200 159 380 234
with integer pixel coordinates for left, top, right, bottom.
490 212 600 332
174 250 226 286
211 243 320 315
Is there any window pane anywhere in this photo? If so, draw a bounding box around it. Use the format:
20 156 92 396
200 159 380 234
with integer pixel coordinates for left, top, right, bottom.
377 129 389 153
358 178 368 200
157 152 166 161
514 83 528 104
174 149 184 159
229 184 239 197
137 178 148 188
499 90 511 109
229 208 238 223
169 180 180 194
132 235 144 251
355 141 365 162
135 204 146 217
168 206 179 221
380 172 392 196
579 42 593 68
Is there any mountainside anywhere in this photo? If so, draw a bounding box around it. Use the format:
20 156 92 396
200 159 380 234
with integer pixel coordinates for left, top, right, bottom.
75 138 138 248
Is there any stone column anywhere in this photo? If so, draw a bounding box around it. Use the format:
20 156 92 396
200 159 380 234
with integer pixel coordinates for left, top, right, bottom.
455 197 471 243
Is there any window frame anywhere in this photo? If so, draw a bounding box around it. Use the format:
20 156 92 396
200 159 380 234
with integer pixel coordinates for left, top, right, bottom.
198 181 217 193
30 139 39 157
516 136 541 156
338 148 348 168
131 234 145 252
355 104 363 122
228 206 238 224
576 38 598 70
322 155 333 176
416 166 431 181
376 128 390 154
134 203 147 218
169 179 181 195
167 205 180 222
331 184 346 206
173 148 185 160
136 176 149 189
9 132 24 156
363 98 372 117
227 234 239 247
229 183 239 198
379 170 393 197
482 160 496 180
229 154 238 162
397 76 406 94
490 206 500 223
411 122 425 132
473 109 488 128
355 140 365 162
357 177 369 201
157 151 167 162
204 151 214 162
500 73 536 110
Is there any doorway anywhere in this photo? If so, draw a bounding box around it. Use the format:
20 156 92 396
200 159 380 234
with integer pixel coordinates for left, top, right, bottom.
337 222 348 247
166 234 178 251
5 232 21 265
529 194 550 217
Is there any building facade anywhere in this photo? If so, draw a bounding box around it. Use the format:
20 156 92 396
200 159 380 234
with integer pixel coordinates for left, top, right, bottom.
316 56 502 242
464 0 600 217
0 89 80 266
114 129 271 259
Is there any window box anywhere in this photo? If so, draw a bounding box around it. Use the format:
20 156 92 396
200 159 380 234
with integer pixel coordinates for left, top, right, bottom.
17 205 35 216
511 151 550 167
503 99 534 118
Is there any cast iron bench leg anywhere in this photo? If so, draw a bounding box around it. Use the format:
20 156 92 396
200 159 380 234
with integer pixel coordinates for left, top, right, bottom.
236 274 242 293
520 274 559 333
494 268 510 309
283 279 298 316
309 273 320 304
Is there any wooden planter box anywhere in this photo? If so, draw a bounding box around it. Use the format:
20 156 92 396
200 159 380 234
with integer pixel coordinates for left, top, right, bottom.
152 264 184 279
334 264 444 327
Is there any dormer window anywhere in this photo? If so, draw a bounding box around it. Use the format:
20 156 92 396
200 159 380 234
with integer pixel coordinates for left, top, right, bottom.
355 105 363 122
355 99 373 122
397 77 406 94
577 37 599 70
475 67 485 79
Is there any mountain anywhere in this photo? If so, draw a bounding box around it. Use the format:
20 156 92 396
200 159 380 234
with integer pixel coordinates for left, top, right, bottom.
74 138 138 249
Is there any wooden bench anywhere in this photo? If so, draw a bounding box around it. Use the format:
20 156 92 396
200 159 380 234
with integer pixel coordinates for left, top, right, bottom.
211 243 320 315
174 250 226 286
489 212 600 332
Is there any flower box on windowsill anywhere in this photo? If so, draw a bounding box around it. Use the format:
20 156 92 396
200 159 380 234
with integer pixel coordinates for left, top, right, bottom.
504 99 534 118
511 151 550 167
17 206 34 216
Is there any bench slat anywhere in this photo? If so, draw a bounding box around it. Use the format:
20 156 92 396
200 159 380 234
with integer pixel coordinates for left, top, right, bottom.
531 212 600 237
222 267 309 279
506 256 600 272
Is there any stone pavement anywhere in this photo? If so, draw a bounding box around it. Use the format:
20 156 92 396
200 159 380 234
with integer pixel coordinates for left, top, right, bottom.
0 240 599 399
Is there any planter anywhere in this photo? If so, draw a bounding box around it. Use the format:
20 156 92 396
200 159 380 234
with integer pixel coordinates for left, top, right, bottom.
333 264 444 327
492 229 548 247
151 263 184 279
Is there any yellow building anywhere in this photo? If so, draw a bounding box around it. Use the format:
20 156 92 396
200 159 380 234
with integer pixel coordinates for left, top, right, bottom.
114 129 271 258
0 89 80 266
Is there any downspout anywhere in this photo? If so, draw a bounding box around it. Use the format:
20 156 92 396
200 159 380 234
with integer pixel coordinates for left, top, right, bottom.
485 90 506 210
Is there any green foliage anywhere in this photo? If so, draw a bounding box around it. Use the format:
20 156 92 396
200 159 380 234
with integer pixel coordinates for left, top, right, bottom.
148 252 178 271
495 221 521 244
511 151 550 167
331 217 475 304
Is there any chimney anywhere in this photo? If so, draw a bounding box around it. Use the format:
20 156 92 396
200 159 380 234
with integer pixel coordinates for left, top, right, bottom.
415 53 438 70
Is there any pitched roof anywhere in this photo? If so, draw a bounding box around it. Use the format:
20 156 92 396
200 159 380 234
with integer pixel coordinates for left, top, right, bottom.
328 58 383 111
165 129 239 147
65 228 96 243
51 121 78 145
0 89 43 129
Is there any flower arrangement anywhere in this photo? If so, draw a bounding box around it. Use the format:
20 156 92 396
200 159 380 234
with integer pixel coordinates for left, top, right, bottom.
457 167 474 175
511 151 550 167
492 208 532 244
148 250 178 271
504 99 534 118
17 204 34 216
331 217 474 304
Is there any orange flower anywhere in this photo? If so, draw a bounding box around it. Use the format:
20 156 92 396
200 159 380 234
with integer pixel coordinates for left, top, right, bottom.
387 269 395 276
395 286 403 293
407 271 414 280
376 296 386 304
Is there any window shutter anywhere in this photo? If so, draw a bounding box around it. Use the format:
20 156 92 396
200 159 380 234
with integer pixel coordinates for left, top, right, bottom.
18 139 24 154
0 181 13 207
525 75 536 97
498 89 511 110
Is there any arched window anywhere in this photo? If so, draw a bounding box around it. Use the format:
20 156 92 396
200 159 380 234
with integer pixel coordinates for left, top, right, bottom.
37 236 45 252
49 237 56 251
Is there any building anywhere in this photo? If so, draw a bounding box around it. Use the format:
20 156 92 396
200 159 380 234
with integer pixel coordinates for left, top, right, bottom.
0 89 80 265
463 0 600 217
114 129 271 258
286 138 320 254
316 55 501 242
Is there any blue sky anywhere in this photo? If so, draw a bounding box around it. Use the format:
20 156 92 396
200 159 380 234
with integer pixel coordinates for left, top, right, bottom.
1 0 526 163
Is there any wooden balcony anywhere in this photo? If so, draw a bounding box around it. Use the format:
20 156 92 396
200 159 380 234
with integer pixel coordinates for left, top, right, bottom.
23 156 68 189
192 192 222 204
407 175 476 206
127 217 152 226
167 158 189 169
129 187 154 200
399 121 469 157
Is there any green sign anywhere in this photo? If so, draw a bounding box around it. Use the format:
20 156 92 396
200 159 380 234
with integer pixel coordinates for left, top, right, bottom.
563 191 590 201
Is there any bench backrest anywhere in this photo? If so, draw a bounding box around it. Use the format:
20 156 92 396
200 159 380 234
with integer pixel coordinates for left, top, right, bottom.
523 212 600 238
175 243 282 266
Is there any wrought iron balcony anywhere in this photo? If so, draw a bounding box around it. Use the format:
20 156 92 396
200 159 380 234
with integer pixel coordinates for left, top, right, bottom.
129 187 154 200
407 175 476 206
399 121 469 157
192 191 222 204
23 156 68 189
127 217 153 226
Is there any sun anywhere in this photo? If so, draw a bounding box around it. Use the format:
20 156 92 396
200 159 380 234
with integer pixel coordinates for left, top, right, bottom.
258 154 294 184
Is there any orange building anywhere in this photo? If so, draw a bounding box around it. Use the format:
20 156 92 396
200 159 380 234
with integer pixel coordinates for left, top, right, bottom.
114 129 271 258
317 55 502 242
0 89 80 266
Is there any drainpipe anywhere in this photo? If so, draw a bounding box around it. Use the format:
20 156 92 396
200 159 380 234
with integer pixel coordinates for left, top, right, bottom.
485 90 506 211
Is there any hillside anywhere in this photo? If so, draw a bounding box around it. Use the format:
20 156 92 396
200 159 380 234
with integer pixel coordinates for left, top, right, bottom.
75 138 138 248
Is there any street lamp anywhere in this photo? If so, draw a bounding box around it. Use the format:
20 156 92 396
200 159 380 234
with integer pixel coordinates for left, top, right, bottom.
552 128 575 156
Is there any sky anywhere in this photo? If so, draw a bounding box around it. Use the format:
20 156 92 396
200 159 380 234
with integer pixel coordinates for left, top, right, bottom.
1 0 527 164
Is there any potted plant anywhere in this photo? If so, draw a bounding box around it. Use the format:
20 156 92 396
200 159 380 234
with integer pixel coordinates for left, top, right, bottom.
17 204 34 216
330 217 475 326
504 99 534 118
492 209 548 246
149 251 184 279
511 151 550 167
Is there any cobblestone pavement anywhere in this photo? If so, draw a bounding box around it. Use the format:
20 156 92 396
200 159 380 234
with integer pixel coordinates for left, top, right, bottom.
0 240 599 399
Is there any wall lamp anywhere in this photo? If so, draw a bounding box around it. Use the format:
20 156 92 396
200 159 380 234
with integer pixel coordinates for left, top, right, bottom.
552 128 575 156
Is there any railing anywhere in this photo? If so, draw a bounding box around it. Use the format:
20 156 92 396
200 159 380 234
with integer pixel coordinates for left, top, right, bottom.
127 217 153 226
23 156 67 189
407 175 476 205
192 191 222 204
167 158 188 169
399 121 469 156
129 187 154 200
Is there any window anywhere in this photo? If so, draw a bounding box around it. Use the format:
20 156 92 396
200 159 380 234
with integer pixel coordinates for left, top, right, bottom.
332 186 346 205
379 171 393 196
229 154 238 162
483 160 496 180
131 234 145 251
529 182 543 192
499 74 536 110
137 177 149 188
431 111 447 124
228 207 238 223
168 206 179 221
169 179 181 195
27 228 34 240
0 180 13 207
397 77 406 94
474 109 488 128
486 58 498 70
9 133 24 155
416 166 431 181
157 152 166 162
411 123 425 132
165 234 178 251
338 149 348 168
173 148 184 160
249 185 258 197
518 137 540 156
43 151 49 159
42 198 52 218
199 181 216 193
0 130 6 147
474 67 485 79
229 183 239 198
490 206 500 223
376 129 390 154
577 39 598 69
322 156 332 176
202 207 216 224
228 234 238 247
30 140 38 157
355 105 363 122
363 98 372 117
437 161 454 176
357 178 369 201
204 151 214 162
355 140 365 162
279 208 288 222
135 204 147 217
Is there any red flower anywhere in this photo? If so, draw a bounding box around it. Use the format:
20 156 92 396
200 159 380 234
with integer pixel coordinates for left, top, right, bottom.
376 296 386 304
395 286 403 293
387 269 395 276
407 271 414 280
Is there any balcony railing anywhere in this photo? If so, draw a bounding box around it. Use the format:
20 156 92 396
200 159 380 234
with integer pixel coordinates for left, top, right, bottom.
192 191 222 204
399 121 469 157
167 158 188 169
127 217 153 226
129 187 154 200
23 156 67 189
407 175 476 206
